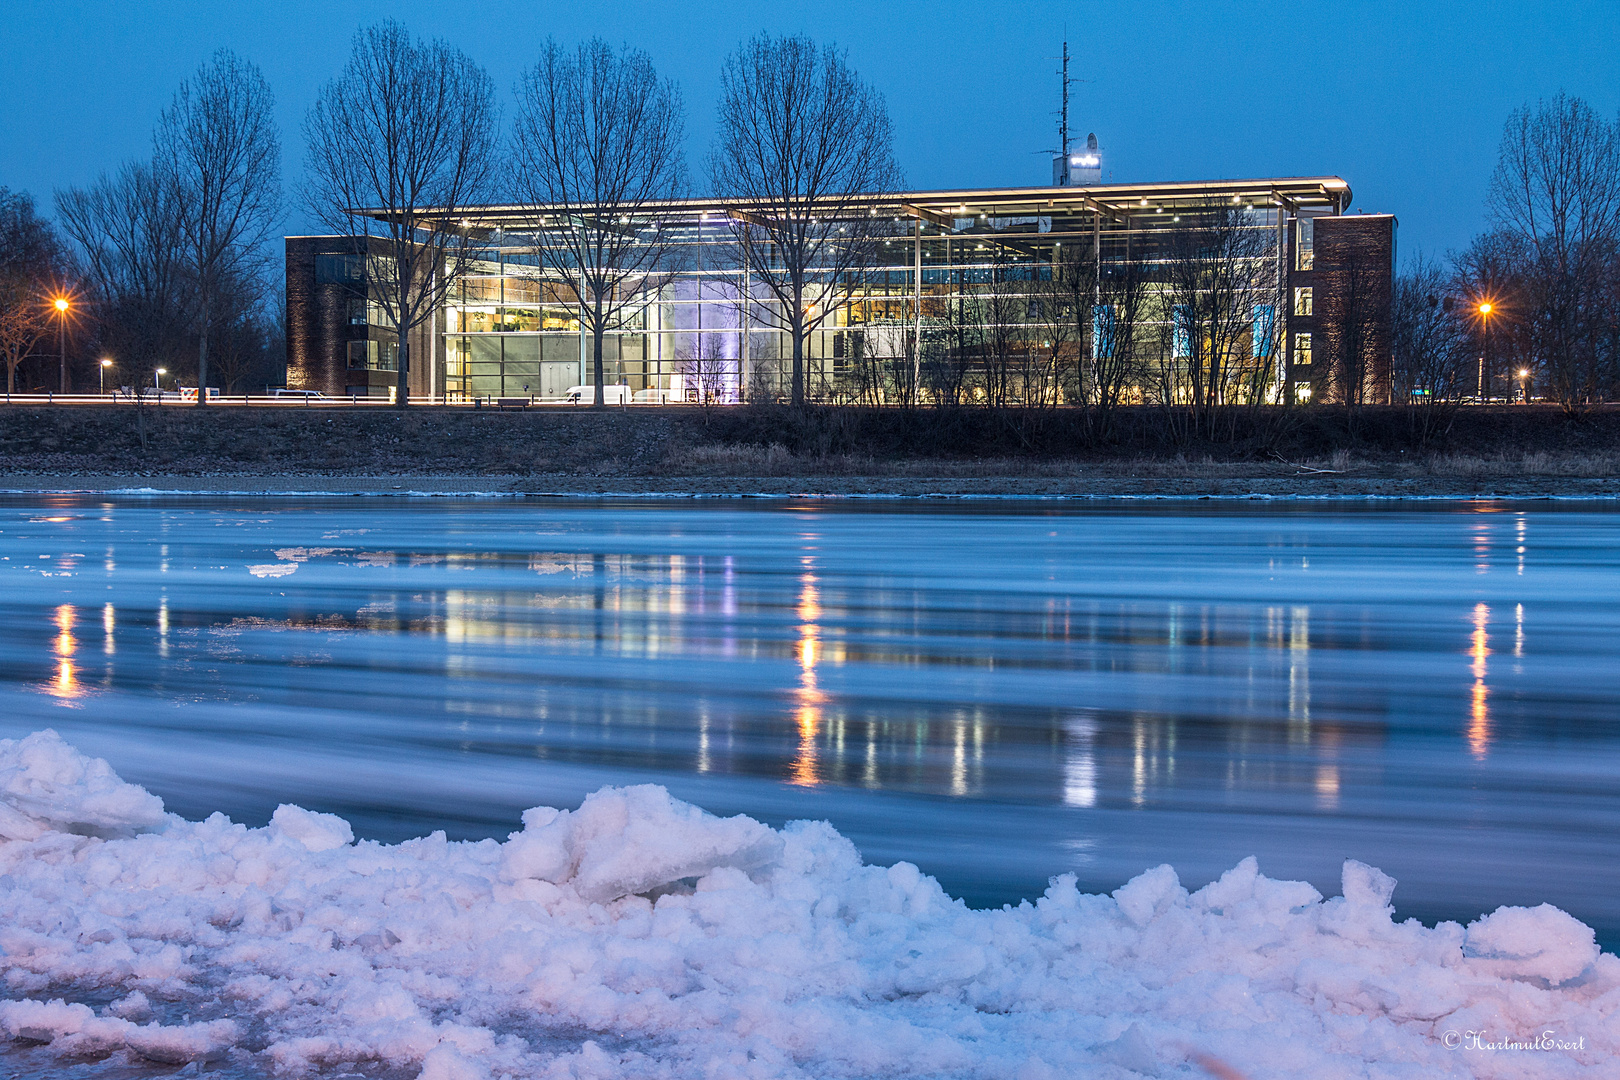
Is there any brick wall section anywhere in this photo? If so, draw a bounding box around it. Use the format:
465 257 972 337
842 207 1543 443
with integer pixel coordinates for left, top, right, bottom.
285 236 445 398
1312 215 1396 405
284 237 351 396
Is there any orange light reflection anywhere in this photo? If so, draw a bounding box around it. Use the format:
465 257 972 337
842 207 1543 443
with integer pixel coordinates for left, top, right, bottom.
50 604 81 699
788 565 825 786
1468 603 1490 757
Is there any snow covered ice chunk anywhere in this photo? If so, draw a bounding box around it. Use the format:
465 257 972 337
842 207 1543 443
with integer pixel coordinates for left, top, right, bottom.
1466 903 1600 986
0 999 236 1064
0 730 1615 1079
0 729 167 840
269 803 355 852
502 783 784 902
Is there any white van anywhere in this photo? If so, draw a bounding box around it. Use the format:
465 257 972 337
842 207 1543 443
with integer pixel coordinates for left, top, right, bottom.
564 384 631 405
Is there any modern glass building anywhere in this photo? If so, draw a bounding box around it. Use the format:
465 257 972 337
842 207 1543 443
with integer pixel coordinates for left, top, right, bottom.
286 177 1394 405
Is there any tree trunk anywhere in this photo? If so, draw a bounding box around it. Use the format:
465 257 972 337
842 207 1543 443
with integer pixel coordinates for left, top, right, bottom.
592 324 606 409
790 311 805 407
396 329 409 408
195 317 210 407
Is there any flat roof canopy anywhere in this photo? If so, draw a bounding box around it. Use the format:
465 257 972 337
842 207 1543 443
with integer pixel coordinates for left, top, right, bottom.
355 177 1352 231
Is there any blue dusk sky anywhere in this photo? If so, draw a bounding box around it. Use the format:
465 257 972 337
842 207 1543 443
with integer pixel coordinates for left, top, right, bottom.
1 0 1615 261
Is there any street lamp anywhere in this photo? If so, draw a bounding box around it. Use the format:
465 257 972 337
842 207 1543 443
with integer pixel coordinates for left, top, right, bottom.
52 297 70 395
99 358 113 396
1475 300 1495 402
1518 367 1531 403
154 367 167 398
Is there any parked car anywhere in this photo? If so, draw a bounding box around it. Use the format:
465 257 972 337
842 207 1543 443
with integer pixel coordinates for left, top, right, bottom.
565 384 631 405
270 389 326 400
177 387 221 402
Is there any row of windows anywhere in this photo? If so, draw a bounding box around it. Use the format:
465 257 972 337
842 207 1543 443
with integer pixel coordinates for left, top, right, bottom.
347 340 399 371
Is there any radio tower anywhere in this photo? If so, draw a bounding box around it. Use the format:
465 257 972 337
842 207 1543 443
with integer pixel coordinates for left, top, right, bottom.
1047 39 1100 187
1057 40 1072 166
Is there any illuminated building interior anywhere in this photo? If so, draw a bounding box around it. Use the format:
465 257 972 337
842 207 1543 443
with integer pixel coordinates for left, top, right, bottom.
288 177 1394 404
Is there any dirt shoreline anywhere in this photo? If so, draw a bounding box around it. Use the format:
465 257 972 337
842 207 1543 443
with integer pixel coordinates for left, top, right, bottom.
3 470 1617 499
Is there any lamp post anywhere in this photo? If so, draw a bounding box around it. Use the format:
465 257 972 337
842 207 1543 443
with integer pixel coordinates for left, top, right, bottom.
53 297 69 394
1476 301 1493 402
154 367 167 400
1518 367 1530 403
99 358 113 397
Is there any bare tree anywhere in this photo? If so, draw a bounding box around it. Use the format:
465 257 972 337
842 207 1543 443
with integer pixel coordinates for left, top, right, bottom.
678 330 734 421
1157 202 1279 441
921 264 980 407
1085 254 1152 443
709 33 903 407
513 38 686 410
207 267 283 394
1488 93 1620 410
156 49 280 406
57 164 193 391
303 20 499 407
1391 256 1471 445
1452 229 1533 400
0 188 70 394
1039 241 1095 408
974 240 1029 409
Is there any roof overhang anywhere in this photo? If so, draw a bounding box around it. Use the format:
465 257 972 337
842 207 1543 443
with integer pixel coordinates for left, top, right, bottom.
352 177 1353 231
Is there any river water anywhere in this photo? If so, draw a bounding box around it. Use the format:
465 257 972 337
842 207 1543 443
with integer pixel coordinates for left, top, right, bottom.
2 495 1616 948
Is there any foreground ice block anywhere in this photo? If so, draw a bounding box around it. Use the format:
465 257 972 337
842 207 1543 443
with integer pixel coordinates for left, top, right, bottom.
0 729 1614 1078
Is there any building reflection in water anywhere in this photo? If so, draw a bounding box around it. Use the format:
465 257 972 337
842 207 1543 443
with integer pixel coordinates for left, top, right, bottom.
1470 602 1491 758
1063 714 1098 807
73 541 1388 812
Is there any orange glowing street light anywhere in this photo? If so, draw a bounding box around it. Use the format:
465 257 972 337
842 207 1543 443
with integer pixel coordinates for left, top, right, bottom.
51 296 71 394
1474 299 1496 401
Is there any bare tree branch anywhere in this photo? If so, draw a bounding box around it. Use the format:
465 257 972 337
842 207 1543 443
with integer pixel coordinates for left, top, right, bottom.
512 38 686 409
303 20 499 406
156 49 281 405
709 33 903 407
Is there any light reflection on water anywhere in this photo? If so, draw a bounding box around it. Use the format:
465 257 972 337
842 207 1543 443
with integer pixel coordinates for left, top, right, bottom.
2 496 1619 949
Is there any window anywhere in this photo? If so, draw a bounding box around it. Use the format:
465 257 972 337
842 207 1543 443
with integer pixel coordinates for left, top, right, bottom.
316 253 365 286
1252 304 1275 358
347 340 399 372
1294 331 1312 366
1172 304 1191 358
1293 287 1313 316
1294 381 1313 403
346 298 394 329
1295 218 1314 271
1092 304 1115 360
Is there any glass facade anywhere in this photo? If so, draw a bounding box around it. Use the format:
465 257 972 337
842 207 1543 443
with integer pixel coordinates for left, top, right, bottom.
368 179 1355 405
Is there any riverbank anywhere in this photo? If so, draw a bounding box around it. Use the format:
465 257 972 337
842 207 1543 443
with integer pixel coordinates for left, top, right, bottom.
1 403 1615 498
3 468 1618 499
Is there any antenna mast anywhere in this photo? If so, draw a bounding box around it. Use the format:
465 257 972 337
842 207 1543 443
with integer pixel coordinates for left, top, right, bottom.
1058 40 1071 162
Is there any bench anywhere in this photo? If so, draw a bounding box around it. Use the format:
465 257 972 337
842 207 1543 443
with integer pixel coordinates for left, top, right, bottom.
494 397 531 409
